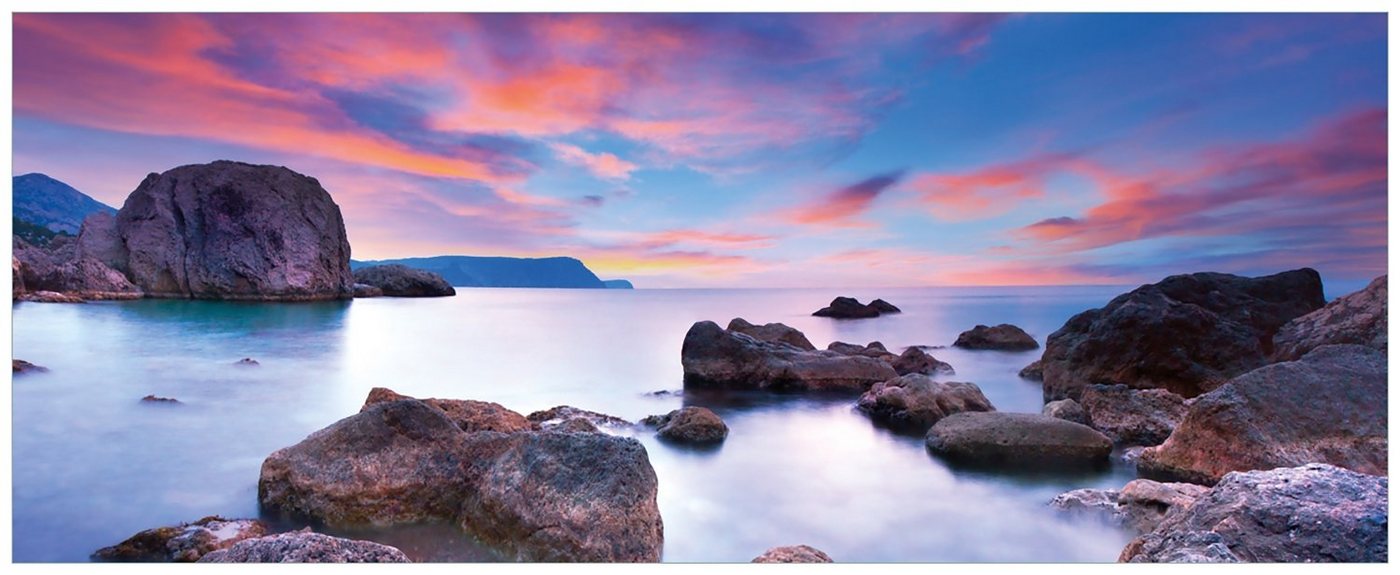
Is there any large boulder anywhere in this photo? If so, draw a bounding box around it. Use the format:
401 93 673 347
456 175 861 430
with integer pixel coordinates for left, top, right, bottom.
361 387 532 434
111 161 355 300
727 318 815 350
1041 269 1325 401
93 516 271 562
197 530 410 563
925 412 1112 468
953 324 1039 350
1138 344 1387 485
1273 275 1387 361
1121 464 1388 563
1078 384 1187 447
681 320 898 392
812 296 881 319
857 374 994 433
1050 480 1208 535
752 545 834 563
890 347 954 376
352 264 455 297
645 406 729 444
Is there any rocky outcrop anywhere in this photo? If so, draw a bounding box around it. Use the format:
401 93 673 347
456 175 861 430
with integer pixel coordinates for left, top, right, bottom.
1040 269 1325 402
890 347 954 376
1019 360 1043 381
727 318 816 350
92 516 271 562
1079 384 1187 447
752 545 834 563
18 290 86 303
197 530 410 563
1138 345 1387 485
682 320 897 392
141 395 181 404
1273 275 1387 361
925 412 1112 468
361 387 532 434
352 283 384 298
527 405 634 433
857 374 994 433
953 324 1039 350
812 297 883 319
1121 464 1388 563
1042 399 1088 425
13 235 141 300
644 406 729 444
1050 480 1208 535
352 264 456 297
13 359 48 374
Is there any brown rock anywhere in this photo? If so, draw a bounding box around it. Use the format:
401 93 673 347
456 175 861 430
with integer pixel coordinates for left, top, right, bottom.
925 412 1113 469
352 264 455 297
360 387 532 434
93 516 271 562
682 321 898 392
527 405 634 432
13 359 48 374
752 545 834 563
648 406 729 444
1079 384 1187 446
1050 480 1207 536
1273 275 1387 361
826 341 897 361
196 529 410 563
1019 359 1044 381
953 324 1039 350
1042 399 1088 425
890 347 954 376
726 317 816 350
857 374 994 433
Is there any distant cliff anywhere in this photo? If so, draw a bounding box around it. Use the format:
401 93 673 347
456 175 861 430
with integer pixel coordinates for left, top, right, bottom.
351 256 621 289
603 279 635 289
13 173 117 234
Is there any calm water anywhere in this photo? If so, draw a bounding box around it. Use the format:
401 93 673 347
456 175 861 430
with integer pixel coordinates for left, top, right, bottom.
12 286 1145 563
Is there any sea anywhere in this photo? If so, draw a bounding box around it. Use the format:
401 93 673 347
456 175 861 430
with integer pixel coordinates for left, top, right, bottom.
13 285 1187 562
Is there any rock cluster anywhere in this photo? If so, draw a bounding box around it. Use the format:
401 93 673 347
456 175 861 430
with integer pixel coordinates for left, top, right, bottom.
1050 479 1208 535
857 374 994 433
681 320 897 392
828 341 954 376
812 296 899 319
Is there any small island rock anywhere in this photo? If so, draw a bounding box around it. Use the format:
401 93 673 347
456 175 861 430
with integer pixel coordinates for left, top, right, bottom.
352 264 456 297
93 516 272 562
953 324 1039 351
647 406 729 444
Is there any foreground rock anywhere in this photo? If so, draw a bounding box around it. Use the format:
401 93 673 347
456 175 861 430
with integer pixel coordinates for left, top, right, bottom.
13 235 142 300
926 412 1112 468
752 545 834 563
644 406 729 444
13 359 48 374
1138 344 1386 485
953 324 1038 350
1040 269 1324 402
527 405 634 433
812 297 882 319
1272 275 1387 361
1050 480 1208 535
352 264 456 297
727 318 815 350
1079 384 1187 447
682 320 897 392
361 387 533 433
1121 464 1388 563
198 530 410 563
857 374 994 434
93 516 271 562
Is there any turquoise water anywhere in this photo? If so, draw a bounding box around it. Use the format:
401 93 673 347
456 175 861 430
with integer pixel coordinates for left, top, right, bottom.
12 286 1143 562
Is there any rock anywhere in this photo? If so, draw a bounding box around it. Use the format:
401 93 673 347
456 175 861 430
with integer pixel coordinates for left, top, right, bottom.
681 320 898 392
352 283 384 298
93 516 272 562
857 374 994 433
526 405 634 432
1273 275 1387 361
826 341 896 361
647 406 729 444
1121 464 1388 563
352 264 455 297
890 347 955 376
19 290 85 303
12 254 25 299
141 395 181 404
13 226 142 300
953 324 1039 350
1042 399 1088 425
197 529 410 563
925 412 1112 468
1019 360 1044 381
726 317 816 351
869 299 901 313
552 418 600 433
362 387 532 434
1041 269 1325 402
1118 446 1148 465
456 431 664 561
812 296 881 319
1051 480 1207 536
752 545 834 563
1078 384 1187 446
235 357 260 367
13 359 48 374
1138 344 1387 485
111 161 355 300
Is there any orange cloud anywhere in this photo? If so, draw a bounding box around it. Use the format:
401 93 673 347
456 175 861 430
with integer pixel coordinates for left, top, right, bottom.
549 143 638 181
782 171 906 228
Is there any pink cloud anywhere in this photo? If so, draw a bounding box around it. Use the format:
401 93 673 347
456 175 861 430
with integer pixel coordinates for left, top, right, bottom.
781 171 906 228
549 143 638 181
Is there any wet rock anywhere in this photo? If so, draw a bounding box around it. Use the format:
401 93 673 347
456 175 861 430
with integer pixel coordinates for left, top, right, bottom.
752 545 834 563
647 406 729 444
526 405 634 432
1121 464 1388 563
726 317 816 350
890 347 955 376
1138 344 1387 485
857 374 994 433
682 320 898 392
953 324 1039 350
1273 275 1387 361
1019 360 1044 381
1042 399 1088 425
1041 269 1325 402
235 357 260 367
1053 480 1208 536
197 529 410 563
1079 384 1187 447
93 516 271 562
812 296 881 319
141 395 181 404
925 412 1112 468
362 387 532 434
352 264 455 298
352 283 384 298
13 359 48 374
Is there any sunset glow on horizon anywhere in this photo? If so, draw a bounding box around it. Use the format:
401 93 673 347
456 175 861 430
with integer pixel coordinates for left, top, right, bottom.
12 13 1387 288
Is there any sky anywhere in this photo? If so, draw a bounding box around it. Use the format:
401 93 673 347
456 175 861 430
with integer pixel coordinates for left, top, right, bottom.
11 13 1388 288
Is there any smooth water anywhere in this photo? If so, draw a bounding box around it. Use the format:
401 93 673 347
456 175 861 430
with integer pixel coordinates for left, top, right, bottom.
12 286 1143 562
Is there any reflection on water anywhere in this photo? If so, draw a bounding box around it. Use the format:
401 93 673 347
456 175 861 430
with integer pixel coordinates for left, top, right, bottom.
13 286 1137 562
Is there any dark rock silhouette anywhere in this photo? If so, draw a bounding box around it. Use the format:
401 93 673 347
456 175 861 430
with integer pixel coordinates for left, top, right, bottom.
352 264 455 297
812 296 882 319
13 359 48 374
682 320 897 392
953 324 1038 350
352 255 609 289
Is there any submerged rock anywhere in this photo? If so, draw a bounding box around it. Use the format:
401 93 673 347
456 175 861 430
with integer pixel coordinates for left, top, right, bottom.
1040 269 1324 402
352 264 455 297
953 324 1039 350
646 406 729 444
812 296 881 319
1042 399 1088 425
681 320 897 392
1121 464 1388 563
1079 384 1187 447
727 318 816 351
362 387 532 434
1272 275 1387 361
235 357 260 367
93 516 271 562
752 545 834 563
13 359 48 374
857 374 994 433
925 412 1112 469
1138 344 1387 485
1050 480 1208 535
197 529 410 563
141 395 181 404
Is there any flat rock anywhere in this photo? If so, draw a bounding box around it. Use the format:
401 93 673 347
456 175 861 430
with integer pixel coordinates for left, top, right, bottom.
1273 275 1386 361
953 324 1039 350
925 412 1112 469
647 406 729 444
20 290 85 303
1042 398 1088 425
197 529 410 563
752 545 834 563
352 264 455 297
93 516 272 562
13 359 48 374
1138 344 1387 485
857 374 994 433
362 387 532 434
527 405 634 433
682 320 897 392
727 318 815 350
1121 464 1388 563
1041 269 1324 401
1079 384 1187 447
812 296 881 319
